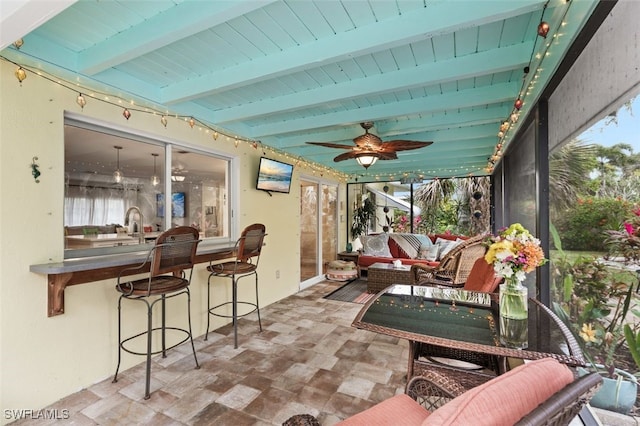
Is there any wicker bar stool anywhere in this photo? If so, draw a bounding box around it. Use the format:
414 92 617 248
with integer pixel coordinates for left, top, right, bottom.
112 226 201 400
206 223 267 348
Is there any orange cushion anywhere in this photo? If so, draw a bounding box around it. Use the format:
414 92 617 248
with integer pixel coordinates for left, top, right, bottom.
337 394 430 425
422 358 574 426
463 258 500 293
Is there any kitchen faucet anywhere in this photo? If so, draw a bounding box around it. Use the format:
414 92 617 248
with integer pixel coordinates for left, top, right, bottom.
124 206 145 243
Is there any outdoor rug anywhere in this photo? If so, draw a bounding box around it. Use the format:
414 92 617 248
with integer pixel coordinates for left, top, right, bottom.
324 279 376 304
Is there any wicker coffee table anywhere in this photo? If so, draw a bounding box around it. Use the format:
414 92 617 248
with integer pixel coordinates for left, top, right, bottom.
367 262 412 293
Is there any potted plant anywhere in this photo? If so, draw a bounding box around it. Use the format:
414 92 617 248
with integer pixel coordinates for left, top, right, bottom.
350 197 376 250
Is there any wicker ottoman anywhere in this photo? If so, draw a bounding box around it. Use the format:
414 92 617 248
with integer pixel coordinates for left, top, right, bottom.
326 260 358 281
367 262 411 293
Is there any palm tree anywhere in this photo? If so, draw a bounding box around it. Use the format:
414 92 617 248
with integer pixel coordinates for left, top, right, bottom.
413 177 490 235
549 139 597 211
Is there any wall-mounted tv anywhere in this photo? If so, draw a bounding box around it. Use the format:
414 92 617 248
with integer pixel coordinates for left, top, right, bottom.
256 157 294 194
156 192 186 218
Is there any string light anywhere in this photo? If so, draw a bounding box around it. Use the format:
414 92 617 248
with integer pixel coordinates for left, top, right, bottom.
122 108 131 120
76 93 86 110
14 66 26 84
160 115 167 127
486 0 572 173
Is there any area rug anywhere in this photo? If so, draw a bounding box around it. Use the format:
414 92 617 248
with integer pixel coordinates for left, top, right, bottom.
324 279 376 304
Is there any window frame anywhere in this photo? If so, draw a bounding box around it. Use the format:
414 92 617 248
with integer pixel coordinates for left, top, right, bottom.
63 112 237 259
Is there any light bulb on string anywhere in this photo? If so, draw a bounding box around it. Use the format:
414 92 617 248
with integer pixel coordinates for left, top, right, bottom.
161 115 168 128
122 108 131 120
15 66 26 84
537 21 550 38
76 93 86 110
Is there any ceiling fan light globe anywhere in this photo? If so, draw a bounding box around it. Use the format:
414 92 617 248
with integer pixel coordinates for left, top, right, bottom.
356 154 379 169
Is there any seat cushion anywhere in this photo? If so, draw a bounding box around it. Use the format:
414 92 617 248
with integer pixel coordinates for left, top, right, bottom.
116 275 189 296
337 394 430 425
208 261 257 276
462 258 500 293
358 256 438 268
422 358 574 426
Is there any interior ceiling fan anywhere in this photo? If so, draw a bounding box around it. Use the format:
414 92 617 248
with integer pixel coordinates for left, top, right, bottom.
306 122 432 168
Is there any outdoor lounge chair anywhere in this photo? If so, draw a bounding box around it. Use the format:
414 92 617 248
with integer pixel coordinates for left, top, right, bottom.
336 357 602 426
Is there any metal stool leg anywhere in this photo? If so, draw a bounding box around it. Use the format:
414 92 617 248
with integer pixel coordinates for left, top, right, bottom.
205 275 212 341
144 299 153 400
161 295 167 357
232 277 238 349
186 288 200 369
112 296 123 383
255 273 262 332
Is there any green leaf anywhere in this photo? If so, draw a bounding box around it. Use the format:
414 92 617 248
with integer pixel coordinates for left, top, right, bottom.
624 324 640 370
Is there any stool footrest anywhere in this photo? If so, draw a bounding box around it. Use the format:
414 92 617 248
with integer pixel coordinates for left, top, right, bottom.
208 301 259 319
120 327 191 357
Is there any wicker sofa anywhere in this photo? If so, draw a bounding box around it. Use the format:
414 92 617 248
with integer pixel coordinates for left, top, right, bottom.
336 358 602 426
357 233 469 271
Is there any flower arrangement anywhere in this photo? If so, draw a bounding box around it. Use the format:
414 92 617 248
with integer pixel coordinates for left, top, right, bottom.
484 223 547 285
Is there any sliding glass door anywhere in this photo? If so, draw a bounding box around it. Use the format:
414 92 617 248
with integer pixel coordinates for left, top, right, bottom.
300 179 337 286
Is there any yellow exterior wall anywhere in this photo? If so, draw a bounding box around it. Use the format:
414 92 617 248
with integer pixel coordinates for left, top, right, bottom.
0 59 342 414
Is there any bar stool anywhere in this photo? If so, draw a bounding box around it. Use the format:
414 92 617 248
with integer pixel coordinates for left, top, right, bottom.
112 226 201 400
206 223 266 348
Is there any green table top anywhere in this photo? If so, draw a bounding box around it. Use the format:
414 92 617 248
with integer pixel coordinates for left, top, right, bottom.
352 284 584 365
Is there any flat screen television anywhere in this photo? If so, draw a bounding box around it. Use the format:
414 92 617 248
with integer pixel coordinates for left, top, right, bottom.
156 192 186 218
256 157 294 194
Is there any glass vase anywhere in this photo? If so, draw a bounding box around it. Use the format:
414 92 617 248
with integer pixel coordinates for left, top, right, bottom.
499 279 528 349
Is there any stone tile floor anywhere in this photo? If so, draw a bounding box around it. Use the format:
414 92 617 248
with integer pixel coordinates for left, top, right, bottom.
13 281 409 425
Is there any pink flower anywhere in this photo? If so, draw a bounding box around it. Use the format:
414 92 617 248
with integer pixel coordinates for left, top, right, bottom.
624 222 634 235
634 208 640 216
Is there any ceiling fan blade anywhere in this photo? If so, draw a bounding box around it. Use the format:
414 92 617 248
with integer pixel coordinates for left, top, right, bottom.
333 151 359 162
380 140 433 152
306 142 354 150
378 151 398 160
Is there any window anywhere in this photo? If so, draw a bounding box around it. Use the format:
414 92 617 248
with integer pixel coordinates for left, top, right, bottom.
64 117 231 257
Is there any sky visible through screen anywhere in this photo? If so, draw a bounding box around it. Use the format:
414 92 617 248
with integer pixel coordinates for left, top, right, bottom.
579 94 639 151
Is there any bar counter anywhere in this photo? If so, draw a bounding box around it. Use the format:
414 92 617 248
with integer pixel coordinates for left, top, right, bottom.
30 244 235 317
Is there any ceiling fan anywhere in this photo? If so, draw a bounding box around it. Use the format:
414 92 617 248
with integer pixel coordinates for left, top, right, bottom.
306 122 432 169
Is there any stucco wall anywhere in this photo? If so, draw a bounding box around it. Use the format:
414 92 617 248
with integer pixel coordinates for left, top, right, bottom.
0 59 339 414
549 0 640 151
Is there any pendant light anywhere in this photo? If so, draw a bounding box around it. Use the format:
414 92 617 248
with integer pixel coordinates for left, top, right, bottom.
150 153 160 186
113 146 123 183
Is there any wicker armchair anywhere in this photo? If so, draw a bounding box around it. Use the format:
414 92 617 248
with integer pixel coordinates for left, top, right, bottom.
336 358 602 426
407 369 602 425
410 234 487 287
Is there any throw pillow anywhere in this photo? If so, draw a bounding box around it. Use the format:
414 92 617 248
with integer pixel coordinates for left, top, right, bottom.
389 233 430 259
435 237 462 259
418 244 439 261
362 233 392 257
